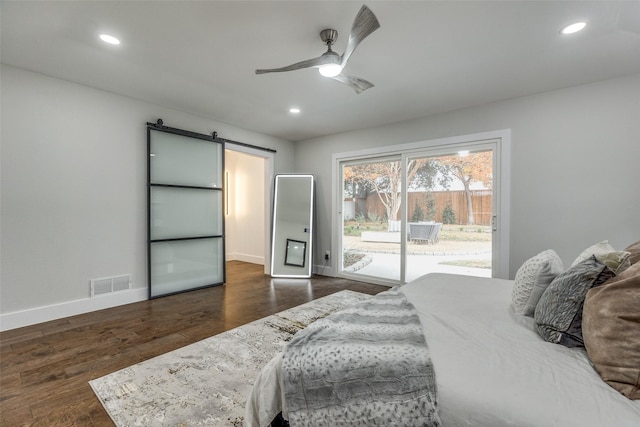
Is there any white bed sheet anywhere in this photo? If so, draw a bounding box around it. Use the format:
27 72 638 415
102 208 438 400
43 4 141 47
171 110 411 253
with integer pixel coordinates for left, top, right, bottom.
245 273 640 427
403 273 640 427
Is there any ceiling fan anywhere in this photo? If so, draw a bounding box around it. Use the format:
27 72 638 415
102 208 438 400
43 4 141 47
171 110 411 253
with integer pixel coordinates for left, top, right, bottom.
255 5 380 94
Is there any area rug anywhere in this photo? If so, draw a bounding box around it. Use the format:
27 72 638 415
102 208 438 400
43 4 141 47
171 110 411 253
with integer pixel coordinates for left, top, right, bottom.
89 290 371 427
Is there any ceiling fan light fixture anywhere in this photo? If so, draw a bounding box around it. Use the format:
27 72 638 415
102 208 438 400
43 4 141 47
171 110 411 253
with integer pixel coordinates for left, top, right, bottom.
319 64 343 78
99 34 121 45
560 22 587 35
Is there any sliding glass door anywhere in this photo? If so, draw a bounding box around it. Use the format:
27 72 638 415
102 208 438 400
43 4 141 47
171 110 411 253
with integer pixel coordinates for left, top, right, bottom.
403 147 494 282
341 156 402 282
336 135 508 285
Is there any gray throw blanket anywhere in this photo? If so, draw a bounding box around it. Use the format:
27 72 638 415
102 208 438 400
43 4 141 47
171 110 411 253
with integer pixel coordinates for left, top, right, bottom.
282 287 440 426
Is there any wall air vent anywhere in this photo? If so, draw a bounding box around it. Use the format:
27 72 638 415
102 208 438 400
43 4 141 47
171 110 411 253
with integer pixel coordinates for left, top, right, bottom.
90 274 132 297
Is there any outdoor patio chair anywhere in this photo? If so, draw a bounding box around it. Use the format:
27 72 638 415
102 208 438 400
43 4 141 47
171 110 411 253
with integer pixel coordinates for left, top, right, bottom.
409 223 431 244
428 223 442 244
409 222 442 244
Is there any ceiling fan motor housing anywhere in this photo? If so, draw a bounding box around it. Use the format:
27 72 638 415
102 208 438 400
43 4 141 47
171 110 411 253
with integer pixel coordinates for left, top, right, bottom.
320 29 338 46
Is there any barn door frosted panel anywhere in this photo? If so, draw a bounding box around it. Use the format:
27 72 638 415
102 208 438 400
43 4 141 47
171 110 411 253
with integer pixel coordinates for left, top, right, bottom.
150 187 222 240
148 123 225 298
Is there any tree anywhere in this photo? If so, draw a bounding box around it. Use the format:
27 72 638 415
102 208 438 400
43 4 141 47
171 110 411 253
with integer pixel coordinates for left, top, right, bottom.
348 159 437 223
437 151 492 225
343 166 373 219
412 192 436 222
343 167 369 199
411 199 425 222
424 192 437 221
442 201 457 224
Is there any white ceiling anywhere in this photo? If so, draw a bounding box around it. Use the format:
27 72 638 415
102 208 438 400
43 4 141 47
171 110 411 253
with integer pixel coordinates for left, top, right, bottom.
2 1 640 142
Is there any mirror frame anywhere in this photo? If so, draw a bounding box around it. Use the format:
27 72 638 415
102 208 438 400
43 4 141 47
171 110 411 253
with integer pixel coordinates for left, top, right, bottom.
270 174 314 278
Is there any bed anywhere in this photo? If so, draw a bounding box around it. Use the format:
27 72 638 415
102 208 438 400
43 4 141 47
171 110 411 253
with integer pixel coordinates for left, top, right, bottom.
245 241 640 427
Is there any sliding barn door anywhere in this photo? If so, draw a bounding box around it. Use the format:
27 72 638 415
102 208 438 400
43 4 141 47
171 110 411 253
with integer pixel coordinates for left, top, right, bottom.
147 123 225 298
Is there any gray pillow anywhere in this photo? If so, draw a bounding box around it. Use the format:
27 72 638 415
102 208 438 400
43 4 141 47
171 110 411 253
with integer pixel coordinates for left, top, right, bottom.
534 256 615 348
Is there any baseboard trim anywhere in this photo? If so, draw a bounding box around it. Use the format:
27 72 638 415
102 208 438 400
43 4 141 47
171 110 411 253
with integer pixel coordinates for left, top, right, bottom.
0 287 148 331
226 253 264 265
313 264 335 276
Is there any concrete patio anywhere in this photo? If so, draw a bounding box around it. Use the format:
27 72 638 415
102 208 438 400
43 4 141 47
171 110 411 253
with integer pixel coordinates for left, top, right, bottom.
342 234 492 282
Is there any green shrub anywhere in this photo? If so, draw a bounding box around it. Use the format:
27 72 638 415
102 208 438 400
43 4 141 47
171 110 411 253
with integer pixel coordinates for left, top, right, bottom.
411 199 425 222
442 202 456 225
425 194 436 221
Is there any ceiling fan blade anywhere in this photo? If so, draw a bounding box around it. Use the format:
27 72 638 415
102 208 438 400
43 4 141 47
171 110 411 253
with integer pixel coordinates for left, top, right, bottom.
341 5 380 66
256 54 336 74
329 73 374 94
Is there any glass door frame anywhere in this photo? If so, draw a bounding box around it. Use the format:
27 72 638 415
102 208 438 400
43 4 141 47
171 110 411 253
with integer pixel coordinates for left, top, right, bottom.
400 140 505 283
339 154 404 286
332 130 511 285
147 121 226 299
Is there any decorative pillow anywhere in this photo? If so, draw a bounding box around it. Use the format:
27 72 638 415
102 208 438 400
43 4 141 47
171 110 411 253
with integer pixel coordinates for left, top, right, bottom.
583 262 640 400
522 260 564 317
570 240 616 267
624 240 640 265
534 256 615 347
596 251 631 275
512 249 564 315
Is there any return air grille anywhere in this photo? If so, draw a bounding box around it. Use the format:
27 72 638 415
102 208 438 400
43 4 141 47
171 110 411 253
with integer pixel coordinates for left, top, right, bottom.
90 274 132 297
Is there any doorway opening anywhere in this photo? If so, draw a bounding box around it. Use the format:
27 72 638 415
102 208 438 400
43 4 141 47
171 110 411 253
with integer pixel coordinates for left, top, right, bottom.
224 146 274 275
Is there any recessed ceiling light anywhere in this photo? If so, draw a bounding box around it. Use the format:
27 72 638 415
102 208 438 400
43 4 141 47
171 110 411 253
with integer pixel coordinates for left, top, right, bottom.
560 22 587 35
99 34 121 45
289 107 301 114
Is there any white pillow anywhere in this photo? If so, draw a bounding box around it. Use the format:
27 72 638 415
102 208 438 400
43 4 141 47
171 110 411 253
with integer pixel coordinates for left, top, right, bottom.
595 251 631 275
512 249 564 315
523 259 564 317
570 240 616 267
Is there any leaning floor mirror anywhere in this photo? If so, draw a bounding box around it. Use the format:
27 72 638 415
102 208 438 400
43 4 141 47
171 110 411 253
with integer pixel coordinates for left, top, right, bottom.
270 174 315 278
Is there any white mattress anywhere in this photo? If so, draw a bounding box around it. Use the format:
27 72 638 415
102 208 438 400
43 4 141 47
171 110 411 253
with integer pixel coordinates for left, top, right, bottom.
403 273 640 427
246 273 640 426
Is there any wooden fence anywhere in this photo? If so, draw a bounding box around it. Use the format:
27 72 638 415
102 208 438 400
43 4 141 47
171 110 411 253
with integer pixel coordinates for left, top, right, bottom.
357 190 493 226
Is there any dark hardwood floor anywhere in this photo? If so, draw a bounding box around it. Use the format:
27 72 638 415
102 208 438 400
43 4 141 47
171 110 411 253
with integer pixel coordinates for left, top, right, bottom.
0 261 385 426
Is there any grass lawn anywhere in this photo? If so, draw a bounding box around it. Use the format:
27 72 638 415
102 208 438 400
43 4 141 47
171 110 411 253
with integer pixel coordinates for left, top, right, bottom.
439 259 492 269
344 221 491 242
342 221 492 269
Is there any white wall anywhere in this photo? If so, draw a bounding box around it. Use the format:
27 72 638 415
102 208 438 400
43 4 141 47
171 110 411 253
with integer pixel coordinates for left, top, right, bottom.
2 65 638 330
225 150 266 265
0 65 294 328
295 73 640 277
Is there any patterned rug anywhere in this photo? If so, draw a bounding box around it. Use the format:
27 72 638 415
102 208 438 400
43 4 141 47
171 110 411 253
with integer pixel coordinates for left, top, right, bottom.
89 290 371 427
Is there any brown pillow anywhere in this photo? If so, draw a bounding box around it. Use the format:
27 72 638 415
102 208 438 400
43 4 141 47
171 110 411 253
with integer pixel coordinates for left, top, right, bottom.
624 240 640 265
583 262 640 399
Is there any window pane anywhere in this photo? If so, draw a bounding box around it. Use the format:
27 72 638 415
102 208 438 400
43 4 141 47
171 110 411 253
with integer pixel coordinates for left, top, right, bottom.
342 159 401 282
405 149 493 281
150 187 222 240
150 131 222 188
150 238 224 297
